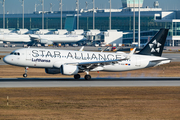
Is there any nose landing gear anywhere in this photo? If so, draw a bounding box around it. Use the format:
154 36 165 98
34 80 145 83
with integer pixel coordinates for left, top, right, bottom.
23 67 28 78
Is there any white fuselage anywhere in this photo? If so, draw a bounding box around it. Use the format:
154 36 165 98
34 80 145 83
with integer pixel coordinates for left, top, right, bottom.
31 34 86 43
3 48 170 72
0 33 31 43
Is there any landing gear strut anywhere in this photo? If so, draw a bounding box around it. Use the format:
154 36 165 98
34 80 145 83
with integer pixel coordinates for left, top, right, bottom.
84 71 91 80
74 74 81 79
23 67 28 78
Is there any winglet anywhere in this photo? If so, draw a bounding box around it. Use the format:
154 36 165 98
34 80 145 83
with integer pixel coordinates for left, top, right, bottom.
127 48 136 59
79 46 84 51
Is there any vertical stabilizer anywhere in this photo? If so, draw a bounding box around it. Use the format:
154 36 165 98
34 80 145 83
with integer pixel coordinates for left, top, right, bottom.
138 28 169 56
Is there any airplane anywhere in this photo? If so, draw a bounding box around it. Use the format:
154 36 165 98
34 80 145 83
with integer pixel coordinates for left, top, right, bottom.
0 32 86 45
3 28 170 80
29 34 87 45
0 33 32 43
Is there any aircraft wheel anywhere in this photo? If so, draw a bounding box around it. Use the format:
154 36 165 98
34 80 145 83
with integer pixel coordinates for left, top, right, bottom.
85 75 91 80
74 74 80 79
23 73 27 78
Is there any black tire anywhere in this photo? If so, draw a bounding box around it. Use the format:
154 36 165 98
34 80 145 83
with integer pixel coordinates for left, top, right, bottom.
23 74 27 78
74 74 80 79
85 75 91 80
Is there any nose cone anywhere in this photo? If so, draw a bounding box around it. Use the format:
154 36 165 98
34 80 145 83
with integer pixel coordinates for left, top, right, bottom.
3 55 12 65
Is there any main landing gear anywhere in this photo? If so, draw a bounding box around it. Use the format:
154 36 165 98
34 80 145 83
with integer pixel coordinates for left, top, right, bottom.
74 74 81 79
84 71 91 80
73 71 92 80
84 75 91 80
23 67 28 78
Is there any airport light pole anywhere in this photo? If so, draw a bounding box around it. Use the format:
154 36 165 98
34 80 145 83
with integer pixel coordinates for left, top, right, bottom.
23 0 24 29
59 0 62 29
76 0 79 30
2 0 5 29
138 0 141 48
35 4 40 12
85 1 88 9
133 0 135 43
41 0 44 29
19 0 24 29
50 3 53 12
93 0 95 29
109 0 111 30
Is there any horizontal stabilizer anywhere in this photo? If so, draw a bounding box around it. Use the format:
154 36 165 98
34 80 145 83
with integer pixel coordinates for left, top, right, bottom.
150 58 171 62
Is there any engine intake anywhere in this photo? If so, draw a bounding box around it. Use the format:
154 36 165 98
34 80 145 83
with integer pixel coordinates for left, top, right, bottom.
45 68 61 74
45 65 79 75
61 65 79 75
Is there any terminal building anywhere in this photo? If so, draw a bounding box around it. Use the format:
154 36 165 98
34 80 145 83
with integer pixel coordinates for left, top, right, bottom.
0 0 180 46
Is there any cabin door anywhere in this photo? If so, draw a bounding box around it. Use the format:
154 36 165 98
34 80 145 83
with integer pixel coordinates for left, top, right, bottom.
26 50 31 60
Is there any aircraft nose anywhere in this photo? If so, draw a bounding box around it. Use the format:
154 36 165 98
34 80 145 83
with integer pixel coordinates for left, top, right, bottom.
3 55 11 64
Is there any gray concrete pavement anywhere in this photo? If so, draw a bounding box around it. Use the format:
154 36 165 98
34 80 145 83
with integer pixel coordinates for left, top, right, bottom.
162 53 180 62
0 77 180 88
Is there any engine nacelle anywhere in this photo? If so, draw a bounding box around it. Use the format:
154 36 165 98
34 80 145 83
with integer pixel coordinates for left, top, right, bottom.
45 68 61 74
40 39 53 44
61 65 79 75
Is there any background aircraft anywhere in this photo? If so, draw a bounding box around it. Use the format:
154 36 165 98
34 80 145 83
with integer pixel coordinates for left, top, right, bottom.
29 34 87 45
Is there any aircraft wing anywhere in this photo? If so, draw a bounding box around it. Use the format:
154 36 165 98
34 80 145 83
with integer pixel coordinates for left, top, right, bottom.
65 48 136 70
78 58 127 65
64 58 128 71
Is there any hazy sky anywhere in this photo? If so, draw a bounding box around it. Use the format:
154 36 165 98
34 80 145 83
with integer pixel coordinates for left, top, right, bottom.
1 0 180 14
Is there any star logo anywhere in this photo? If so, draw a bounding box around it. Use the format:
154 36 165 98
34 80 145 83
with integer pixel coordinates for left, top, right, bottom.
149 39 161 53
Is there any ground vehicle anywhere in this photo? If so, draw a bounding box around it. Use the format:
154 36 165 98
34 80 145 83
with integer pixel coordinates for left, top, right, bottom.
112 47 116 51
95 44 99 47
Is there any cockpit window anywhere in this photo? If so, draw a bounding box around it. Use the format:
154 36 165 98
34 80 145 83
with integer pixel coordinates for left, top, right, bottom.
10 52 20 56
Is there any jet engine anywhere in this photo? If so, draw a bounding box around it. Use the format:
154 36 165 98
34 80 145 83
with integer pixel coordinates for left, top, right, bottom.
40 39 53 44
61 65 79 75
45 68 61 74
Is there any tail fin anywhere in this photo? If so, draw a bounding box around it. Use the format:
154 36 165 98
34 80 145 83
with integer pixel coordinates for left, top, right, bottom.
138 28 169 57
